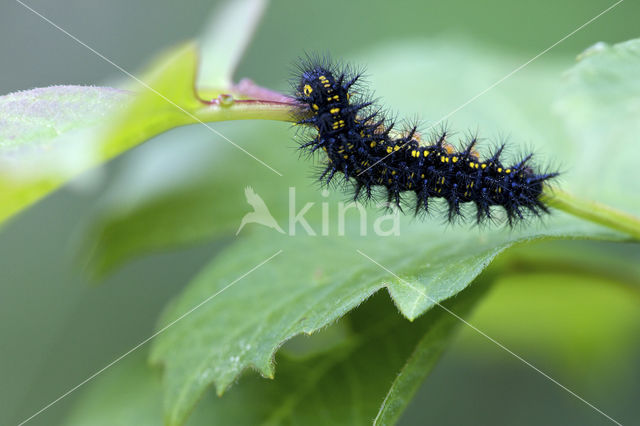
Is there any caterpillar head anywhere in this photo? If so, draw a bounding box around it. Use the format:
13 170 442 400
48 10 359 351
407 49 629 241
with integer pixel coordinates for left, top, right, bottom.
296 67 339 110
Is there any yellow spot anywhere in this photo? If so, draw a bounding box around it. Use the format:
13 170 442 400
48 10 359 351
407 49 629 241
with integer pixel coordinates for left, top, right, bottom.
312 104 319 111
370 142 376 148
423 150 429 157
506 169 512 174
303 85 313 96
330 108 340 114
344 155 349 159
481 163 487 169
452 156 458 163
421 174 425 178
411 150 417 157
470 181 474 188
387 146 393 154
388 179 393 184
469 162 475 168
497 167 503 173
394 145 400 151
440 156 445 163
391 171 396 175
440 177 445 184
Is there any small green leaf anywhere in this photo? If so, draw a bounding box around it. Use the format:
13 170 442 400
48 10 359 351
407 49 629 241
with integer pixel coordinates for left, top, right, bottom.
372 279 489 426
197 0 268 89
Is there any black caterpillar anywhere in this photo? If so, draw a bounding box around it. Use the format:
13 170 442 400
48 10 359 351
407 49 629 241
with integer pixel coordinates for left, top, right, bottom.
291 57 558 226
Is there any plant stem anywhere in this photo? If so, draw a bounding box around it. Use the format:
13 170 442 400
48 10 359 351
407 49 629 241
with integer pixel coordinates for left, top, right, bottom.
542 187 640 240
195 99 296 122
194 78 300 122
231 78 294 103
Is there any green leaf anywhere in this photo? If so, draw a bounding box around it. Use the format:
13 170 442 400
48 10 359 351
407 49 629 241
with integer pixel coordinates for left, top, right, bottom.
0 0 288 227
539 39 640 238
553 39 640 213
457 240 640 380
0 86 131 223
0 86 128 152
0 43 199 226
195 287 488 425
67 286 486 426
149 215 622 425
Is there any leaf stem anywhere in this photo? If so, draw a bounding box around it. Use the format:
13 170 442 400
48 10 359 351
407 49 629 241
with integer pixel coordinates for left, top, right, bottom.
542 187 640 240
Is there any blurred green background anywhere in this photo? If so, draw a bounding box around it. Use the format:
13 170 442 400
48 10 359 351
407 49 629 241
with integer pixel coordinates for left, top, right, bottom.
1 0 639 425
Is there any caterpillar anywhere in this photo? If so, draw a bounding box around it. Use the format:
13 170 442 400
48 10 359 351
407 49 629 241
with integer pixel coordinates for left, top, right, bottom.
291 56 558 226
